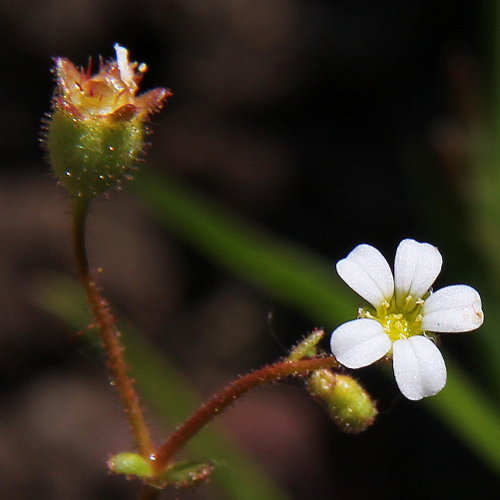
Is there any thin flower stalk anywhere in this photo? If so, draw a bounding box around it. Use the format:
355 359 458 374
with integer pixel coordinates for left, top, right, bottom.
138 485 161 500
72 196 153 458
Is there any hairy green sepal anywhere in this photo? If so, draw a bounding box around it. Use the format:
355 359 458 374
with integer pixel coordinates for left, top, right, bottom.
47 110 144 198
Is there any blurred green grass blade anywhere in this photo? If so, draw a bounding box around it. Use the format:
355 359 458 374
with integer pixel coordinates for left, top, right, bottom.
470 137 500 390
488 0 500 140
473 295 500 393
428 358 500 474
36 275 290 500
133 170 353 327
134 169 500 474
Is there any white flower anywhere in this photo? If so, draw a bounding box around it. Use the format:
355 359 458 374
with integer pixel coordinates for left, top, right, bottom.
330 239 484 400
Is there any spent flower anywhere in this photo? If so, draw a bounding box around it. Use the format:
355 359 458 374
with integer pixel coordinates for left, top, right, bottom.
45 44 170 198
330 239 483 400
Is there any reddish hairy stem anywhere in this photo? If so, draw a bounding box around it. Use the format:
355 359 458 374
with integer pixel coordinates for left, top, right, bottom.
138 485 161 500
152 356 340 473
72 197 153 458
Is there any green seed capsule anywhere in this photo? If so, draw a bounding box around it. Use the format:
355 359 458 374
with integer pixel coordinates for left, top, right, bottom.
47 110 144 197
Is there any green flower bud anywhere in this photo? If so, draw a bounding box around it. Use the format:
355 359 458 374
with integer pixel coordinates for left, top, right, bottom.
108 452 153 478
44 44 170 198
307 370 377 433
288 328 325 361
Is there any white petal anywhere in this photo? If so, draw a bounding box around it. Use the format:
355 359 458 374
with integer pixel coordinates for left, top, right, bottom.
394 239 442 304
336 244 394 308
114 43 134 87
422 284 484 332
330 318 391 369
392 336 447 400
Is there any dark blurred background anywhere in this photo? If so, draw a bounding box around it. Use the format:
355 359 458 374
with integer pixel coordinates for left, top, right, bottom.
0 1 497 499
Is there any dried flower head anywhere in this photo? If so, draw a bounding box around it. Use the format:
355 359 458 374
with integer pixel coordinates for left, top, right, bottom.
53 43 168 121
45 44 171 198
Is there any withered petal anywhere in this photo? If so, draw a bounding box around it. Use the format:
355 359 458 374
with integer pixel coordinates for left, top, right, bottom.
135 88 172 116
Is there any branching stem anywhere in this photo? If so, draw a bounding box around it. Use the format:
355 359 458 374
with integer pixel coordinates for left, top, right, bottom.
151 355 340 474
72 196 340 499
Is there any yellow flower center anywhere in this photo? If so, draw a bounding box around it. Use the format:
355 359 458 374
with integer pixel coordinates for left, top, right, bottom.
359 295 425 342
